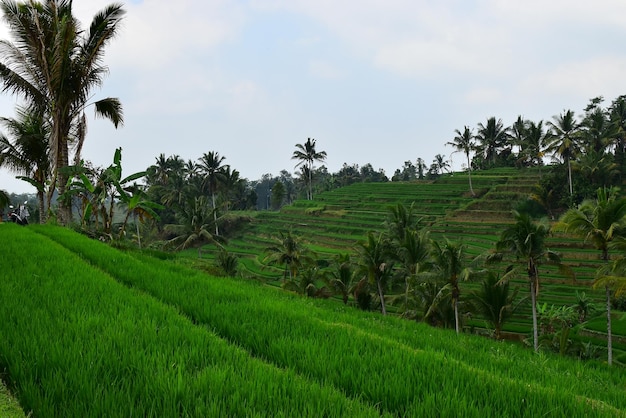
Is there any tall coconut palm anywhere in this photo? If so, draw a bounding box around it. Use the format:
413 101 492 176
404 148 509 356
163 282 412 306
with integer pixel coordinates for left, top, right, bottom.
357 231 394 315
496 210 569 352
475 117 509 168
555 187 626 365
522 120 551 174
197 151 227 236
429 238 472 334
547 110 581 196
264 230 311 282
0 0 125 224
0 106 50 223
292 137 327 200
447 126 475 196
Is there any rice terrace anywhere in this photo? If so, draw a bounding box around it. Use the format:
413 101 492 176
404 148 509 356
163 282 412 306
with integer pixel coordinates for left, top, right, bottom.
2 167 626 417
1 0 626 416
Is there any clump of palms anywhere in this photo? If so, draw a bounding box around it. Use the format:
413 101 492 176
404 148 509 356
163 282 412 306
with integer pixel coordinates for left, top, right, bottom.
0 0 125 224
165 195 224 258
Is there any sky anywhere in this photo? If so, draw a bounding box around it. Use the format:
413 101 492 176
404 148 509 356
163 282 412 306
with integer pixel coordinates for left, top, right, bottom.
2 0 626 194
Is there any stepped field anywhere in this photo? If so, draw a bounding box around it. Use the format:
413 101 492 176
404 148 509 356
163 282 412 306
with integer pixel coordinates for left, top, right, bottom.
0 223 625 417
205 167 624 360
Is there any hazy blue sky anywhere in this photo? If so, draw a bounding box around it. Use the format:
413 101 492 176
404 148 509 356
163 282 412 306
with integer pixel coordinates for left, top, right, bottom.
2 0 626 193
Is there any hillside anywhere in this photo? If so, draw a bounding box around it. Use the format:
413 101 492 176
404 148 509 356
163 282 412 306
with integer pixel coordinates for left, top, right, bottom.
212 167 623 358
0 223 625 417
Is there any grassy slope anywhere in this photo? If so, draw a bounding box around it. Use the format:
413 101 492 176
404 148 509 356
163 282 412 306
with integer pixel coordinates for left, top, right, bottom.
19 224 626 416
197 167 623 358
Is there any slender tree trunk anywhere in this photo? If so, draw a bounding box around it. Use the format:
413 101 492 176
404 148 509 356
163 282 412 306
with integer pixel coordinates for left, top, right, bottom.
567 157 573 196
377 278 387 315
606 284 613 365
37 189 45 224
530 278 539 353
135 213 142 249
211 191 219 236
466 155 475 196
454 297 460 334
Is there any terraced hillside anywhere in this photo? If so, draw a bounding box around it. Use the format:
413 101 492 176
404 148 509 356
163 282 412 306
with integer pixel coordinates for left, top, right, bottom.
214 167 623 360
2 224 625 416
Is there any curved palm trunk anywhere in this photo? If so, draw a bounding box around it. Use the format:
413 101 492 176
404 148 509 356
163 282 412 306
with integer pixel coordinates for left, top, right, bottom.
377 278 387 315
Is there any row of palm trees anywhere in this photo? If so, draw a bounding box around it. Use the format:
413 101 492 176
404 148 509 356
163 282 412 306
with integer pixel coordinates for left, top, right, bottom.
447 95 626 202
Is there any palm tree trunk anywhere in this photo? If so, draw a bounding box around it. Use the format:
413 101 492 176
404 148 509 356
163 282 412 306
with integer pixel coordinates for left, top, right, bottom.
135 213 142 249
530 278 539 353
606 284 613 365
308 161 313 200
37 189 45 224
567 157 573 196
466 155 475 196
377 279 387 315
211 192 219 236
454 298 460 334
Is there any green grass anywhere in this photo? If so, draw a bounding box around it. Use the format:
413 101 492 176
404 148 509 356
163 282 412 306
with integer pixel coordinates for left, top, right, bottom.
27 224 626 417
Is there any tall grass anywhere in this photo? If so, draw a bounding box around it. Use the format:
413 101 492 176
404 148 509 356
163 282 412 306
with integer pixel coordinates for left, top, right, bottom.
0 224 382 417
33 224 626 417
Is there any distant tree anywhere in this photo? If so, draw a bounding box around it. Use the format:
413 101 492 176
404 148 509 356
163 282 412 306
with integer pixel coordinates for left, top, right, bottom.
271 181 285 210
197 151 228 236
264 230 311 281
357 232 394 315
165 195 223 258
447 126 475 196
292 138 327 200
547 110 581 196
470 272 521 340
475 117 510 167
555 187 626 365
495 210 570 352
429 238 473 334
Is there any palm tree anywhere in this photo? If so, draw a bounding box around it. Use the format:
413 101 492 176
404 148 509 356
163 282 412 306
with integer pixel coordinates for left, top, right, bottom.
475 117 509 167
521 120 550 173
356 232 394 315
197 151 228 236
495 210 569 352
547 110 581 196
325 253 354 304
447 126 475 196
292 138 327 200
264 230 311 282
470 272 521 340
432 154 450 176
429 238 472 334
165 195 222 258
0 0 125 224
555 187 626 365
0 106 50 223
